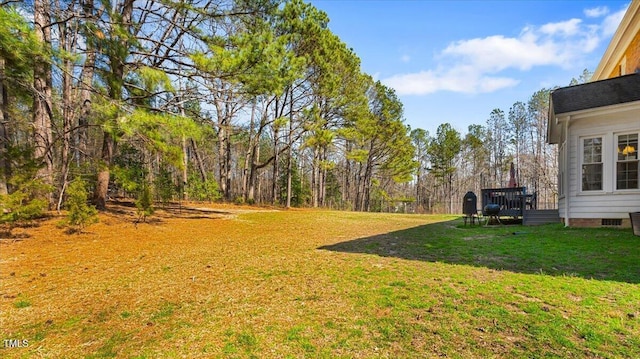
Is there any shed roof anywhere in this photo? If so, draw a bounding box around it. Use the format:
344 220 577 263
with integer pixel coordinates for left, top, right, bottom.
551 73 640 115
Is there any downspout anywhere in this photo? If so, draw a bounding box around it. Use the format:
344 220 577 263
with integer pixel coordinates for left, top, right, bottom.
563 118 570 227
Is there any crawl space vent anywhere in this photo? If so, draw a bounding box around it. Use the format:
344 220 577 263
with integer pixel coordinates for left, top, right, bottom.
601 219 622 226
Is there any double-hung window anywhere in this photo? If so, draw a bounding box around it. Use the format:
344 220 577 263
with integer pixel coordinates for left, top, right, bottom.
616 133 639 190
582 137 603 191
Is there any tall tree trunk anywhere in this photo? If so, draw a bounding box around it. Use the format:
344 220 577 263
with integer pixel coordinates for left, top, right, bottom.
319 146 327 206
216 102 227 199
93 0 133 210
415 146 422 211
247 144 259 203
215 92 233 201
311 146 319 207
94 133 115 210
362 161 373 212
33 0 54 207
56 7 76 211
56 67 73 211
225 127 232 200
285 94 293 208
179 102 188 200
0 57 9 195
242 100 256 199
448 173 453 214
272 126 279 205
343 140 351 205
190 138 207 182
77 0 96 165
355 162 365 211
182 135 188 200
246 105 270 203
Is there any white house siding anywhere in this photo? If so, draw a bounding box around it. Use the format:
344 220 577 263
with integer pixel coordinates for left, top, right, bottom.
565 107 640 221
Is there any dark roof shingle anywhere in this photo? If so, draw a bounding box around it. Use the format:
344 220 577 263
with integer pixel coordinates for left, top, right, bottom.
551 73 640 115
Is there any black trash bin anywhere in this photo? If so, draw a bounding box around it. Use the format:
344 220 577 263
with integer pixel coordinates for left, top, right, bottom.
630 212 640 236
462 191 478 225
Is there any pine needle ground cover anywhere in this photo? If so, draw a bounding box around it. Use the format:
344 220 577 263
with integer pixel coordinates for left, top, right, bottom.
1 205 639 358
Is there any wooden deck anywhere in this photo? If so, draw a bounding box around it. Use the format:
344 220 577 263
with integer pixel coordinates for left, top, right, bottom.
479 187 560 225
481 187 534 218
523 209 560 225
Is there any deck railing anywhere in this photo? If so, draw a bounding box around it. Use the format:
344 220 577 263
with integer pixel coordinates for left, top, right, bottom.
481 187 535 218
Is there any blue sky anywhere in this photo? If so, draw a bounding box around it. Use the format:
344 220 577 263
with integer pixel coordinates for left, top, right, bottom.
309 0 630 135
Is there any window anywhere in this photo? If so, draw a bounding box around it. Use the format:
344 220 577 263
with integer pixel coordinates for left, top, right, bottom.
582 137 603 191
616 134 638 190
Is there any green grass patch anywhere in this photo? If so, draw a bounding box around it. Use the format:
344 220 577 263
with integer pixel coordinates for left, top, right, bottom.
149 301 176 322
13 299 31 309
85 332 130 359
13 293 32 309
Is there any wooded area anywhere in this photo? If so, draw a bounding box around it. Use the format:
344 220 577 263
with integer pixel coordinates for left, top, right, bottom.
0 0 576 219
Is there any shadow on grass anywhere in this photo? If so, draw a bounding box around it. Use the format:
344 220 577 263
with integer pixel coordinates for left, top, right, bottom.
0 215 53 240
319 218 640 284
104 201 233 226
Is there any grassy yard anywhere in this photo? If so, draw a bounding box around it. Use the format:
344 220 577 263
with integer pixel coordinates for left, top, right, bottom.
1 205 639 358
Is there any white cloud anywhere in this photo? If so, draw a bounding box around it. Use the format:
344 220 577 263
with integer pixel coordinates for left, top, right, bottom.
383 67 519 95
478 76 521 93
382 8 624 96
584 6 609 18
383 71 439 95
441 34 559 71
401 54 411 63
602 6 627 36
539 18 582 36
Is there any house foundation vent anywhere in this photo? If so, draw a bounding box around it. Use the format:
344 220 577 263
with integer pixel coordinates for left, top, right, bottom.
602 219 622 226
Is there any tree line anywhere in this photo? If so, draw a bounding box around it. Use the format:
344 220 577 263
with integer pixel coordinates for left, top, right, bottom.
1 0 583 219
413 70 592 214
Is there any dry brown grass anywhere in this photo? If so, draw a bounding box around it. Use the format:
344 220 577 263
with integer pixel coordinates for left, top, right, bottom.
1 203 450 358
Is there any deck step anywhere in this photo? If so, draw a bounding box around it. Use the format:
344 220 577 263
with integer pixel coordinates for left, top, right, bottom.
523 209 560 225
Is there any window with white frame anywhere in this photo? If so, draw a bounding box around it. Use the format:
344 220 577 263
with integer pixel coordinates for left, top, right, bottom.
616 133 638 190
582 137 603 191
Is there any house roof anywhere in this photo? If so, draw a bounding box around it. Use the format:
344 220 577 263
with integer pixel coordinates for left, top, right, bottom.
551 73 640 115
592 0 640 80
547 73 640 144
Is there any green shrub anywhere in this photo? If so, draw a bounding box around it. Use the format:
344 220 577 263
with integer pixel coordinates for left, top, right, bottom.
111 144 147 196
0 147 51 237
186 172 221 202
60 178 98 233
277 157 310 207
0 173 50 224
136 183 154 223
154 167 176 204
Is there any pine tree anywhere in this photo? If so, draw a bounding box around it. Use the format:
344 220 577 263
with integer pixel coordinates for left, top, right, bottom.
61 178 98 233
136 183 154 225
